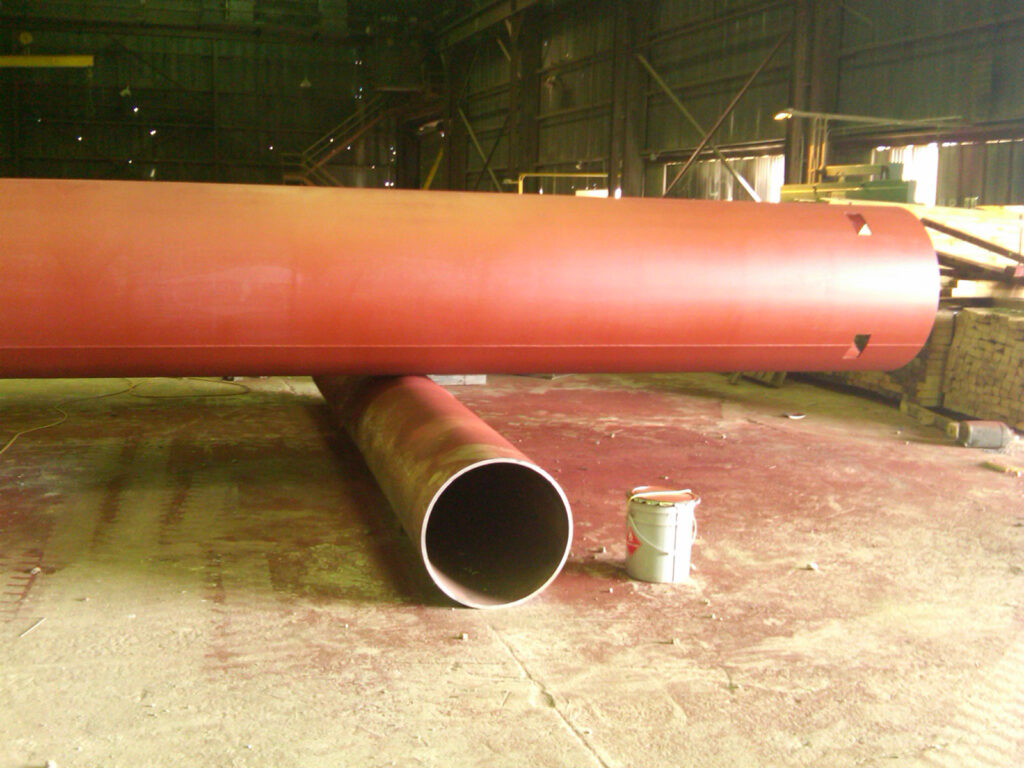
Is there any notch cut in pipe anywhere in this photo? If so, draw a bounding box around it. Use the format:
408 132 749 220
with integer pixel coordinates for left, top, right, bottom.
0 180 938 378
316 375 572 609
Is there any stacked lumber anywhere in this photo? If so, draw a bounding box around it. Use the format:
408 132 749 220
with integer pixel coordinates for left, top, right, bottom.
942 309 1024 425
734 371 787 388
822 368 905 400
908 310 956 406
817 310 956 406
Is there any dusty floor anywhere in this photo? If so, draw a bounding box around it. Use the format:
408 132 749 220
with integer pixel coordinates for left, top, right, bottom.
0 373 1021 768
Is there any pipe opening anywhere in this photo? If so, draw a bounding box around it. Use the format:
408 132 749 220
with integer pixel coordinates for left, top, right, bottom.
423 460 572 609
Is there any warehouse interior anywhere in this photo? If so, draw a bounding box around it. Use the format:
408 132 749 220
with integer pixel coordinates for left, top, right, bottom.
1 2 1023 767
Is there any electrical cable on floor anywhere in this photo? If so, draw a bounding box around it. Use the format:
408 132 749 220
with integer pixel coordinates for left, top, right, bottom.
0 379 138 459
0 407 70 459
0 378 251 458
128 377 251 399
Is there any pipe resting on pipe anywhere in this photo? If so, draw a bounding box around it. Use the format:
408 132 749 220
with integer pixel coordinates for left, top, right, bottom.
316 375 572 609
0 180 938 378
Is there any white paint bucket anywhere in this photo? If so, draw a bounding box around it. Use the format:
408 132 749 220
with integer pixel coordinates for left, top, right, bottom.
625 486 699 583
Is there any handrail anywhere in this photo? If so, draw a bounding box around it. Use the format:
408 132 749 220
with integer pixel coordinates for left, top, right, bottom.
290 93 390 185
514 172 608 195
303 93 387 163
305 108 390 174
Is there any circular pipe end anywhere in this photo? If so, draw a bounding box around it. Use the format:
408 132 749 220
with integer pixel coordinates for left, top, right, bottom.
421 459 572 609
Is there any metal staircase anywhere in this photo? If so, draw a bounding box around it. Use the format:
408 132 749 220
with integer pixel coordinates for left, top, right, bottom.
283 93 390 186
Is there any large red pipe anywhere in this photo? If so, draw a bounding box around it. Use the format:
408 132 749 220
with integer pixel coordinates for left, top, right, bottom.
0 179 937 378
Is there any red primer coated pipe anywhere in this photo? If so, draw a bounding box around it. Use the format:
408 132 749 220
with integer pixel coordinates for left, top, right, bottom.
0 179 937 378
315 374 572 608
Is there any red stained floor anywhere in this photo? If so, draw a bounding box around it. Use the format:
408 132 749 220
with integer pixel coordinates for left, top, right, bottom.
0 373 1022 767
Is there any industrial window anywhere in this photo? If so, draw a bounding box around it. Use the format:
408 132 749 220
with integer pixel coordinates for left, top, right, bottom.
663 154 785 203
873 140 1024 207
871 143 939 206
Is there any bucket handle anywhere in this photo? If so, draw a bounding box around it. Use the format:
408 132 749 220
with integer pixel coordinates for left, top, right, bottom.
627 507 698 557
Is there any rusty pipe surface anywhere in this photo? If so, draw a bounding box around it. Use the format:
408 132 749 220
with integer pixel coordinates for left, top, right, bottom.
315 374 572 609
0 179 937 378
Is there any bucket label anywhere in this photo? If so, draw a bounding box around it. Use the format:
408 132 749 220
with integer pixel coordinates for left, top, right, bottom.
626 525 640 555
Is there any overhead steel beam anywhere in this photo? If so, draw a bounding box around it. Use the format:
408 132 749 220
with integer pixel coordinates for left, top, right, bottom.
839 9 1024 60
636 54 761 202
642 0 789 50
0 12 359 45
663 31 790 197
0 179 938 378
0 55 93 68
438 0 541 50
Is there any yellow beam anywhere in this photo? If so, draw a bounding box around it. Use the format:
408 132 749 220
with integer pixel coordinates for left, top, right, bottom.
422 146 444 190
0 55 94 68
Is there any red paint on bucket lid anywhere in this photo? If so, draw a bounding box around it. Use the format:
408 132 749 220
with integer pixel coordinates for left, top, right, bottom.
629 486 700 506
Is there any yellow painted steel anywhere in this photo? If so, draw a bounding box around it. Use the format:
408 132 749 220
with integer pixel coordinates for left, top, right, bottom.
422 146 444 190
0 55 94 68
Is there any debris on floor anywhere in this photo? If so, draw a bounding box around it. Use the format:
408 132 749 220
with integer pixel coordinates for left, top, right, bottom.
1 373 1022 768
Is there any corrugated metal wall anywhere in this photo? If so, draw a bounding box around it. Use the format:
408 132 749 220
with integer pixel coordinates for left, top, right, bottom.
5 0 1024 201
462 35 511 190
0 2 360 182
449 0 1024 204
643 1 791 158
935 139 1024 206
838 0 1024 124
835 0 1024 206
534 3 614 179
667 154 785 202
458 1 622 193
455 0 794 195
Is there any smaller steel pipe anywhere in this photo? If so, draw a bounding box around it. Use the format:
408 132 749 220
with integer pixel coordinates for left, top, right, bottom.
315 375 572 609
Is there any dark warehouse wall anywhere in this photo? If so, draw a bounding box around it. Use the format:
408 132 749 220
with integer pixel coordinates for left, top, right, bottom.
2 1 1024 203
447 0 1024 202
0 1 367 182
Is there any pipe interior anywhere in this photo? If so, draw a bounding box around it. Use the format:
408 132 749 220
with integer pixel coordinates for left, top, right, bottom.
424 462 572 608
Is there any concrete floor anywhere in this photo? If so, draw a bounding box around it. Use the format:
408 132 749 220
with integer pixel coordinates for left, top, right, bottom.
0 373 1022 768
